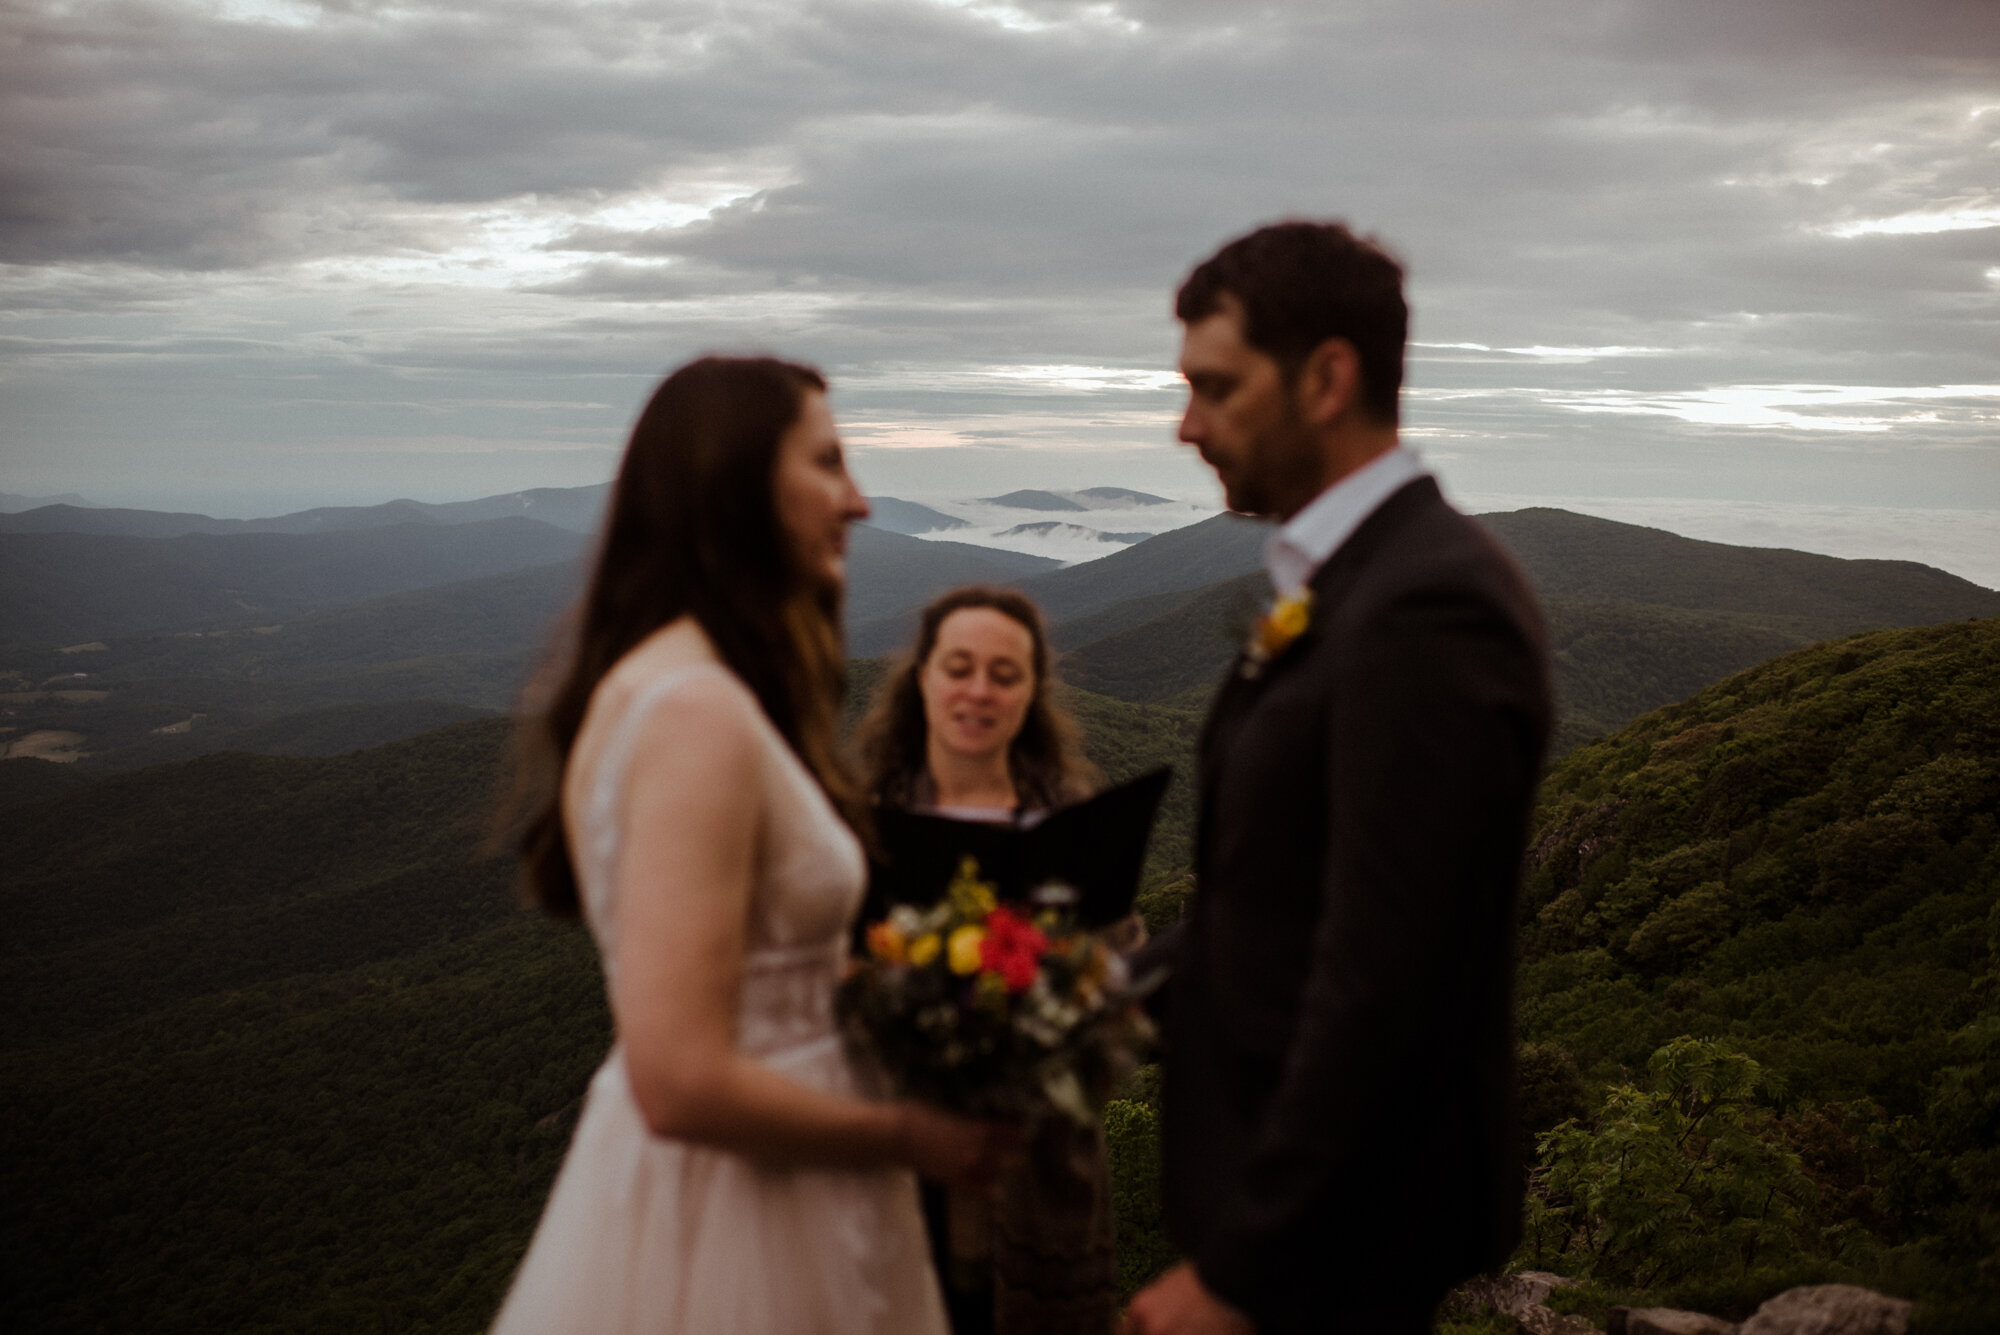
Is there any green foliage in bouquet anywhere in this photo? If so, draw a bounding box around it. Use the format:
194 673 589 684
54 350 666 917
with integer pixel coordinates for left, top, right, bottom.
838 857 1155 1124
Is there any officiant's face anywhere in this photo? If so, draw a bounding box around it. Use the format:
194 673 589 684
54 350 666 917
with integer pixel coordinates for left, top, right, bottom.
921 608 1036 763
773 389 870 593
1177 296 1319 518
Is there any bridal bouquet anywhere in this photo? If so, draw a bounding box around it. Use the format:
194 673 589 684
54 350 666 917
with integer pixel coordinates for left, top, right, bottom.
838 856 1156 1125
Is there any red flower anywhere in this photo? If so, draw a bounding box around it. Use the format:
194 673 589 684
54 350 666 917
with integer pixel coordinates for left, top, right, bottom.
979 905 1048 994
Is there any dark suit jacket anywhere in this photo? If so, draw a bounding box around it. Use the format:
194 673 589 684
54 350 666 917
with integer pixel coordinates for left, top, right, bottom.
1154 476 1552 1330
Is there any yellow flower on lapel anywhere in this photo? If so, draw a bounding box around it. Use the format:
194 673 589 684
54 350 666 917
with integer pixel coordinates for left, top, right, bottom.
1242 587 1315 679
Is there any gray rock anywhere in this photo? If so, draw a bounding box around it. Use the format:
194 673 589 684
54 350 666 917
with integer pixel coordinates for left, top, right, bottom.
1740 1285 1912 1335
1446 1272 1597 1335
1626 1308 1738 1335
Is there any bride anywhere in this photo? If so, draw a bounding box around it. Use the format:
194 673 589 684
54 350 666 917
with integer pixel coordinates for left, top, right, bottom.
491 356 1003 1334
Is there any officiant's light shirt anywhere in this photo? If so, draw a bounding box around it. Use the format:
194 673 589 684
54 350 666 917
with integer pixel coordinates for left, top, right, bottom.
1263 446 1430 594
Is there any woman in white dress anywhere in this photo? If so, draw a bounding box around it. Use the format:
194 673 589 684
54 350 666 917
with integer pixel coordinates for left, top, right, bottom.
492 356 1003 1335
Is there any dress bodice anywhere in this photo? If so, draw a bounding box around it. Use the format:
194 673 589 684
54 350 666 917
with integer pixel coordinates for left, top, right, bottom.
573 662 866 1057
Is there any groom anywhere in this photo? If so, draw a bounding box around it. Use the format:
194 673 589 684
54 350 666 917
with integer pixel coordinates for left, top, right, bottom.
1125 223 1553 1334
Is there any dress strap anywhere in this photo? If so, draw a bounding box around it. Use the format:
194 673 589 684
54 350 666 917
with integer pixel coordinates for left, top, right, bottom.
578 661 734 922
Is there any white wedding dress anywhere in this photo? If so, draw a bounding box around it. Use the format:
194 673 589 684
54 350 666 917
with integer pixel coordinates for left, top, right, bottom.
491 662 948 1335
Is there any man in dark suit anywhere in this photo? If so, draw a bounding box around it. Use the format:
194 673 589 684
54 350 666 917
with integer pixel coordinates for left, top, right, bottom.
1124 222 1554 1335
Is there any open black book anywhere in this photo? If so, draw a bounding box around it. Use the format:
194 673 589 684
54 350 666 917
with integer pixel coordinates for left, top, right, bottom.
861 767 1172 932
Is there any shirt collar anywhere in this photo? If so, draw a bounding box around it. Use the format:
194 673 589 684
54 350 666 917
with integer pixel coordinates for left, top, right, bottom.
1262 446 1428 594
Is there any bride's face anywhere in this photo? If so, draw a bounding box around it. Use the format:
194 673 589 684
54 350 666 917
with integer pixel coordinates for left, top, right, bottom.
772 390 869 593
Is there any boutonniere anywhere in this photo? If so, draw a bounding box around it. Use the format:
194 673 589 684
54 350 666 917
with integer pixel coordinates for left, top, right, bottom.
1241 587 1314 679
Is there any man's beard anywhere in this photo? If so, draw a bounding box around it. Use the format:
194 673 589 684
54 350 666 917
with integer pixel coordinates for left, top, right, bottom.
1225 406 1322 519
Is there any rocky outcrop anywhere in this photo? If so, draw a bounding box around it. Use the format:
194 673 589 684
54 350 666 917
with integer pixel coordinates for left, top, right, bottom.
1739 1285 1911 1335
1451 1279 1912 1335
1447 1271 1595 1335
1610 1308 1738 1335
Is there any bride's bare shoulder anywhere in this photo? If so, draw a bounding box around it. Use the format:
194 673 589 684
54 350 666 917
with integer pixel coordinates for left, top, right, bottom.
625 619 766 723
569 621 763 795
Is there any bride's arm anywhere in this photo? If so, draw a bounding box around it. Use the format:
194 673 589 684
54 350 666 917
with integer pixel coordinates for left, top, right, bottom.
603 675 989 1178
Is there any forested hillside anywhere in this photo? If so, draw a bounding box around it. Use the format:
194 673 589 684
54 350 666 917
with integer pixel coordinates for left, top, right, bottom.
0 686 1197 1335
1507 618 2000 1328
1519 618 1999 1098
1057 509 2000 750
6 495 1999 1332
0 719 591 1334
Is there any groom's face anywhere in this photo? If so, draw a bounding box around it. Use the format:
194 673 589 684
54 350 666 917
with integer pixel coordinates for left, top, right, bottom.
1177 297 1319 518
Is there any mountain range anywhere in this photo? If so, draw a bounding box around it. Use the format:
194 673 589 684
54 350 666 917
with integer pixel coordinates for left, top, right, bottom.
4 480 1999 1330
0 518 590 647
862 496 969 535
0 487 612 537
5 491 1997 775
0 491 97 513
1054 509 2000 749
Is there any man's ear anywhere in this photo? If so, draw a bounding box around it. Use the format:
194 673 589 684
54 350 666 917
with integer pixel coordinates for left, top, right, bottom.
1295 337 1363 427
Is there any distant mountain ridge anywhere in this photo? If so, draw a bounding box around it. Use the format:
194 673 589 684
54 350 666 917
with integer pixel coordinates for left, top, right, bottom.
843 526 1059 624
0 492 97 514
842 511 1262 656
862 497 968 535
0 518 589 649
981 487 1175 512
1049 507 2000 748
997 521 1156 545
0 524 1061 768
8 498 1996 770
984 489 1088 511
1076 487 1173 506
1023 512 1272 627
1481 508 2000 635
0 485 611 539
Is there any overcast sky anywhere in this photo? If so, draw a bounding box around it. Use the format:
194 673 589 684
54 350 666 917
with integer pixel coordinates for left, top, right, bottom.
3 0 1998 578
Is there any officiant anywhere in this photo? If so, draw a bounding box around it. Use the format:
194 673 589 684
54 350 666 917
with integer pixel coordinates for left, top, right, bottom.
853 585 1121 1335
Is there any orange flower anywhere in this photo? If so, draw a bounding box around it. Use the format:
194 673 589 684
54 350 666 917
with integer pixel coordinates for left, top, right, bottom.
867 920 908 964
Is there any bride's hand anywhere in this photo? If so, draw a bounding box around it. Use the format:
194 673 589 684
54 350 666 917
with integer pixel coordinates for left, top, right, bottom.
897 1104 1018 1186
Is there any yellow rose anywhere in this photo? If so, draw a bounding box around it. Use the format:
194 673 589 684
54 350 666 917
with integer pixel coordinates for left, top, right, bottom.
1269 591 1312 640
947 925 986 975
908 933 942 967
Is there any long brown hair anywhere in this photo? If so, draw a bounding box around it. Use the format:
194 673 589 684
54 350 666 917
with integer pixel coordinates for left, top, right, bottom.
505 355 857 917
854 585 1099 813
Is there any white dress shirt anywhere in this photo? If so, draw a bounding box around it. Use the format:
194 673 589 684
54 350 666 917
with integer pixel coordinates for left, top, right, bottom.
1262 445 1429 595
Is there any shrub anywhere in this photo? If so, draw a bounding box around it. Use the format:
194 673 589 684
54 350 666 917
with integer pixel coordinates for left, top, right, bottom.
1520 1036 1822 1287
1103 1097 1177 1295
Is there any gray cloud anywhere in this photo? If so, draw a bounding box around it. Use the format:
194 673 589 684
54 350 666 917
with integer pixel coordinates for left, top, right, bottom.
1 0 1995 533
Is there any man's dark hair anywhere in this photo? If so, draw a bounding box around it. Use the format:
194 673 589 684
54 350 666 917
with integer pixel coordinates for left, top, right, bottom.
1176 220 1407 425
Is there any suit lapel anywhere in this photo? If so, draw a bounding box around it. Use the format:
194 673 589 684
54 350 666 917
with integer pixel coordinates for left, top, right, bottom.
1194 476 1442 867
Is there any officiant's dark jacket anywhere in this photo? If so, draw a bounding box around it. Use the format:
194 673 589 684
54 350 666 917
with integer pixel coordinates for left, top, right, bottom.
1156 476 1552 1331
